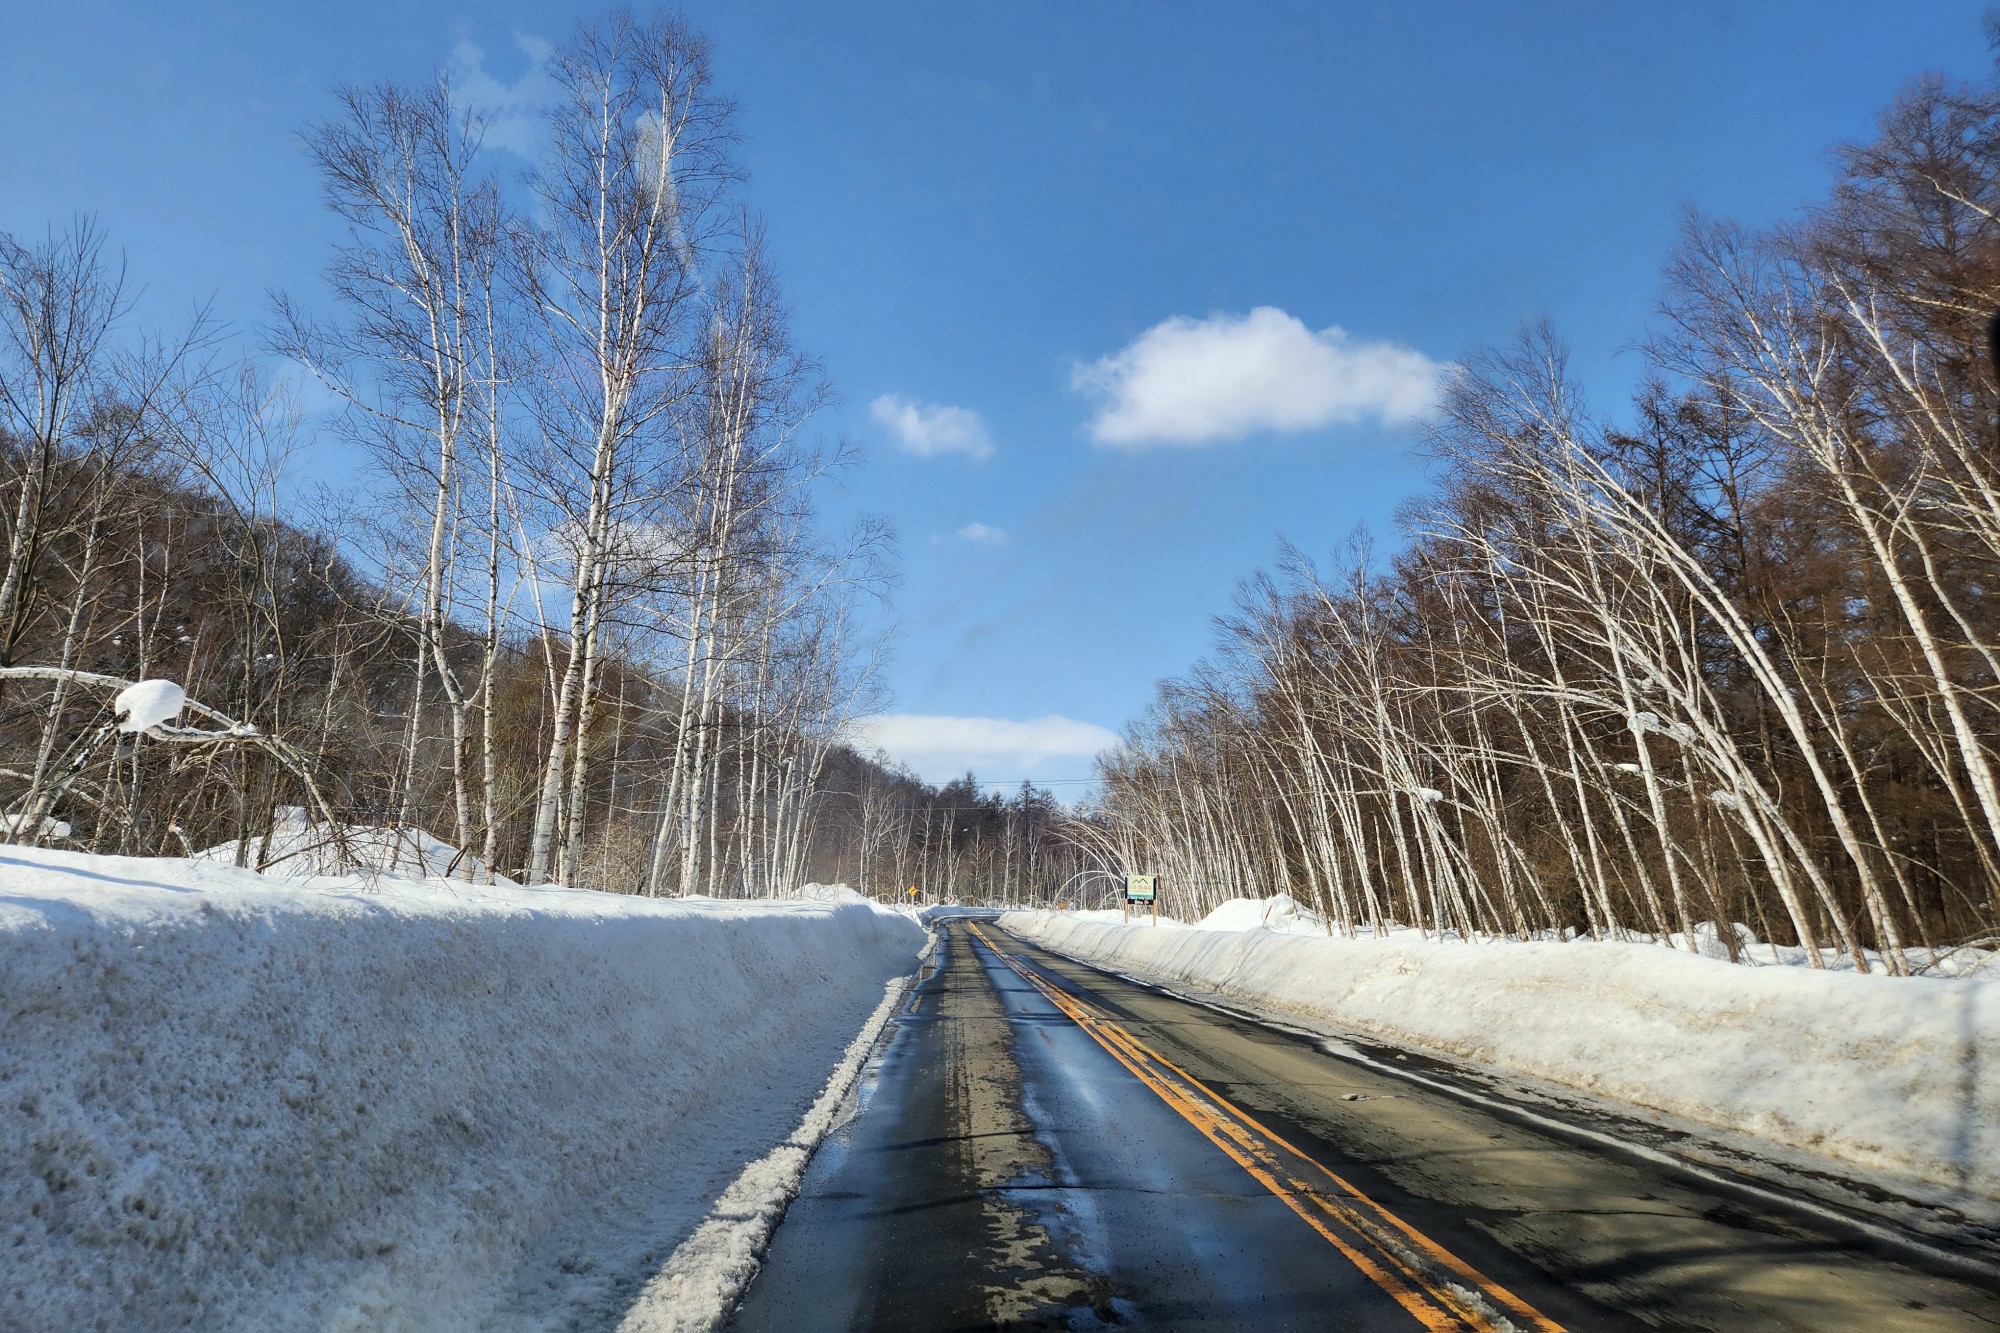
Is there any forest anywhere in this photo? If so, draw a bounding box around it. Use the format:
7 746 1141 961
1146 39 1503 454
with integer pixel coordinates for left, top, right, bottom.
1094 62 2000 973
0 10 1085 903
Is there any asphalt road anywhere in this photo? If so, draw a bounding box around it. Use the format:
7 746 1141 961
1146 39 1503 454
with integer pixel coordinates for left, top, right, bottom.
724 918 2000 1331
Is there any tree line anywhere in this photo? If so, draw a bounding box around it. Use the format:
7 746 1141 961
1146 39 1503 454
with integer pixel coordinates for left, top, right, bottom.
0 8 1084 903
1090 60 2000 971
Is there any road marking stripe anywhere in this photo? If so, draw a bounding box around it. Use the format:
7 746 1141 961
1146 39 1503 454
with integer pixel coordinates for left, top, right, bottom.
1011 963 1486 1333
1049 985 1471 1332
1106 1022 1561 1331
967 924 1565 1333
1081 1009 1526 1333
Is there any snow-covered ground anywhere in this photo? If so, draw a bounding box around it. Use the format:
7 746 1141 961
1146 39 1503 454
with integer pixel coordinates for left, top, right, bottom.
0 846 926 1333
1046 893 1995 974
1000 898 1998 1200
196 807 518 884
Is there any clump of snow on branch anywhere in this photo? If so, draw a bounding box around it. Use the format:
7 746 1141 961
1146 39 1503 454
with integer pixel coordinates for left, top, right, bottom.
1627 710 1698 745
113 679 186 733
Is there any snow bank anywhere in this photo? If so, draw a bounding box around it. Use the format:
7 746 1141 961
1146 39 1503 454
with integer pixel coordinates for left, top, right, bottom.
1195 893 1321 935
0 846 925 1332
790 881 869 905
0 813 70 842
1000 905 1999 1199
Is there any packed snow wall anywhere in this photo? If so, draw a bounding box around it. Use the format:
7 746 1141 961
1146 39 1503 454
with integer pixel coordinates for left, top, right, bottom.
999 907 1998 1200
0 846 925 1333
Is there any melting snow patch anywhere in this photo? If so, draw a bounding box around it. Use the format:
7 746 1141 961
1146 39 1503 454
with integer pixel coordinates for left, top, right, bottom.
612 928 937 1332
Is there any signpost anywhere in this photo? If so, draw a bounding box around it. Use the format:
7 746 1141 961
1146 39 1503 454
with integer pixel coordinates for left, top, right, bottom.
1123 873 1159 926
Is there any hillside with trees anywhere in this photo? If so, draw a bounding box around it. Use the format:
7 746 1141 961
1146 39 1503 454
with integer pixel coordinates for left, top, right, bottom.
0 10 1083 903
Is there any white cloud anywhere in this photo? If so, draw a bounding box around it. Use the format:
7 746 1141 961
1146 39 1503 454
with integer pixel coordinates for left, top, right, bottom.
956 522 1009 546
849 713 1117 785
1072 306 1444 448
870 394 994 461
448 35 556 159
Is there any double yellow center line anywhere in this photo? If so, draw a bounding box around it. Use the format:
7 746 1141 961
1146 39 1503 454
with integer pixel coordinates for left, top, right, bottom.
965 924 1563 1333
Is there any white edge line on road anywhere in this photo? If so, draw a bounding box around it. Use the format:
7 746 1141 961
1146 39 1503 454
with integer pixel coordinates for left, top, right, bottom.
613 924 940 1333
999 927 2000 1287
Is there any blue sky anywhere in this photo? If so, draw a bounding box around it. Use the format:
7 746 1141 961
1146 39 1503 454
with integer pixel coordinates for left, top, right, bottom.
2 2 1990 787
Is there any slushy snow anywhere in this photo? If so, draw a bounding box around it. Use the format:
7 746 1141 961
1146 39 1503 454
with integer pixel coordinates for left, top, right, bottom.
0 845 924 1332
1001 900 1999 1200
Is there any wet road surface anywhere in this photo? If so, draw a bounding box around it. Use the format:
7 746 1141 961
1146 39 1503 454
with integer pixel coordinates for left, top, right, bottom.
725 919 2000 1331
